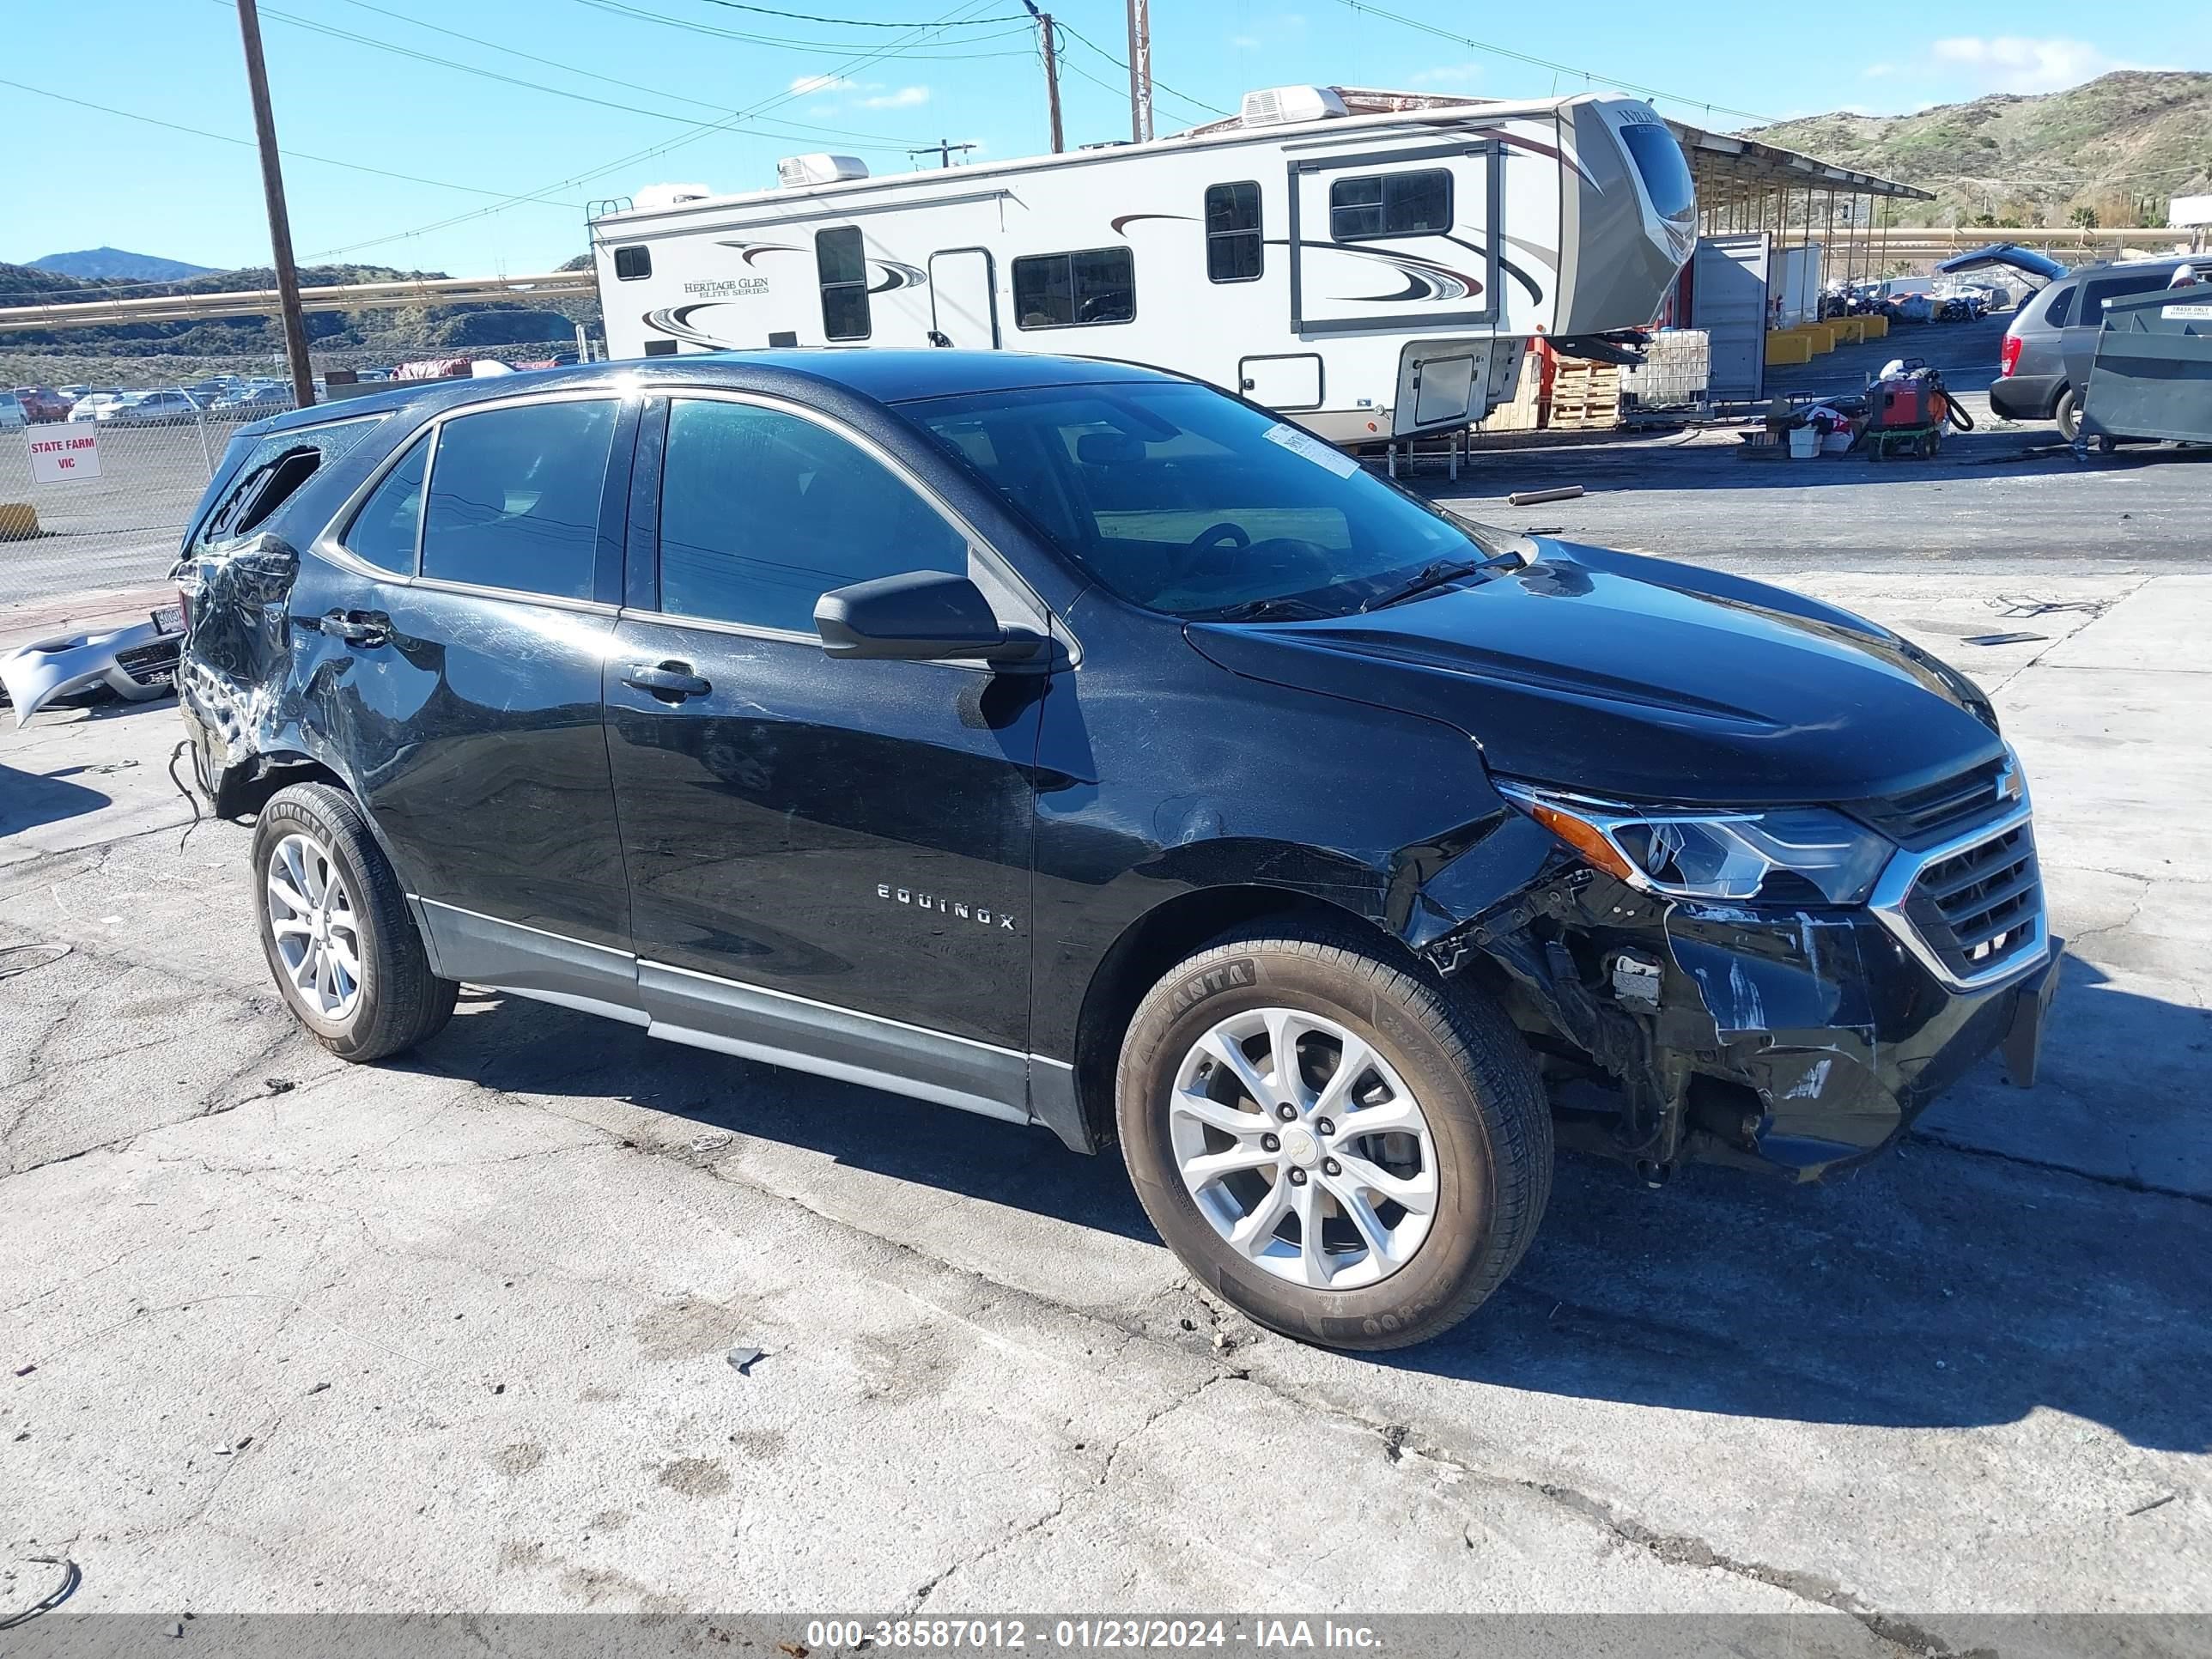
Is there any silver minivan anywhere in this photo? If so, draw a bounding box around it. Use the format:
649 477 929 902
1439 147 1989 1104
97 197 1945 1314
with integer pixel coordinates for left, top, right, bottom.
1945 244 2198 439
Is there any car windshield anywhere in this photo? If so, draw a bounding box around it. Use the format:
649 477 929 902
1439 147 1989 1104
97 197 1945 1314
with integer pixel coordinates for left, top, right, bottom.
902 380 1510 619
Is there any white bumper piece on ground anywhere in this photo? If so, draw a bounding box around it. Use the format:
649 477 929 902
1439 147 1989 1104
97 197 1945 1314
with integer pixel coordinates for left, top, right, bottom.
1 615 182 727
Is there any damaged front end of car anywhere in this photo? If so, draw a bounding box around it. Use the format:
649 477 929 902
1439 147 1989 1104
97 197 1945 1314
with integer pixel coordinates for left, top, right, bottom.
1400 763 2061 1183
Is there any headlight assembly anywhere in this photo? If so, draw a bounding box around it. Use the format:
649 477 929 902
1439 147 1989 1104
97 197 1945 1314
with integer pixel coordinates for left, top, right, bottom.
1496 782 1892 905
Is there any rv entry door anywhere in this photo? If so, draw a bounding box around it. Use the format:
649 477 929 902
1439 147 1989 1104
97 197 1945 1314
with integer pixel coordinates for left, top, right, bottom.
1288 143 1499 335
929 249 1000 349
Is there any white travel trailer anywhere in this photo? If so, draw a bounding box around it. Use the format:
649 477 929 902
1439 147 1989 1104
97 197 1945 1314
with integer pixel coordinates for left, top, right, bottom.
588 88 1697 442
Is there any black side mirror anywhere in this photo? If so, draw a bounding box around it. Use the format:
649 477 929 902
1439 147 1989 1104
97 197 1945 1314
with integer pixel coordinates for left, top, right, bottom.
814 570 1047 665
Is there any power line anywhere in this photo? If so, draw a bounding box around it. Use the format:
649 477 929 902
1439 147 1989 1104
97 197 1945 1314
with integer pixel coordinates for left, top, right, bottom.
0 75 578 299
330 0 929 147
570 0 1035 58
1050 18 1228 118
692 0 1024 24
302 0 1012 260
1328 0 1780 127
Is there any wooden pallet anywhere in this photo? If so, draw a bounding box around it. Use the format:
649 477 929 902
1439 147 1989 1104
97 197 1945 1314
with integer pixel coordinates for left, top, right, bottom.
1546 362 1622 432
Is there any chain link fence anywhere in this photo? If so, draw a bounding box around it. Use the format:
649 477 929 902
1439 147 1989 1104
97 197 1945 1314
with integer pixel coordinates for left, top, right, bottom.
1 344 586 607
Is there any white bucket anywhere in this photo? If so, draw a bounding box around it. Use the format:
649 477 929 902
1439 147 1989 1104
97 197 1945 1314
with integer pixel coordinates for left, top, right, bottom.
1787 427 1820 459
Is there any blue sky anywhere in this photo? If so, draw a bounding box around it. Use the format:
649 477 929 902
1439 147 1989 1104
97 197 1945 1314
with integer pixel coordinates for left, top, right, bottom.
3 2 2203 283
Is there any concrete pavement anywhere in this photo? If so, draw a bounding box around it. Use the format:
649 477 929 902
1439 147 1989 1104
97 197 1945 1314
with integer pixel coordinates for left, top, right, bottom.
2 567 2207 1635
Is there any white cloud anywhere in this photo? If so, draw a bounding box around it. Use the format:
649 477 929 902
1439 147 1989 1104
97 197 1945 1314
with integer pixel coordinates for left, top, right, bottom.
788 73 855 97
1406 62 1483 88
1230 33 1261 49
1926 36 2127 94
860 85 930 110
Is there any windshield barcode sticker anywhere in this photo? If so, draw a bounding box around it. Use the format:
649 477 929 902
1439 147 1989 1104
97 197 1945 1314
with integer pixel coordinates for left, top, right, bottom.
1264 422 1361 477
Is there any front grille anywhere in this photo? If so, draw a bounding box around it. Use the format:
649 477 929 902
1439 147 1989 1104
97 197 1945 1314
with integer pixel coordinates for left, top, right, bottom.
114 638 182 688
1901 822 2042 981
1849 758 2008 849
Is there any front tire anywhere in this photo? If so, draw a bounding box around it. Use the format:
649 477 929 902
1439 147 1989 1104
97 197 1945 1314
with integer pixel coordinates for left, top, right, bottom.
252 783 457 1061
1116 929 1552 1351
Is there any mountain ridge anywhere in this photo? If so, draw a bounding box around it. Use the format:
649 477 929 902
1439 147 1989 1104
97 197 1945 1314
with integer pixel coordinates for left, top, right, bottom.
1744 70 2212 229
30 246 220 283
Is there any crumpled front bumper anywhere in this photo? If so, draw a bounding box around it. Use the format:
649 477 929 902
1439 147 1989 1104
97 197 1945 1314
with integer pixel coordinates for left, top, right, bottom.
1659 902 2060 1179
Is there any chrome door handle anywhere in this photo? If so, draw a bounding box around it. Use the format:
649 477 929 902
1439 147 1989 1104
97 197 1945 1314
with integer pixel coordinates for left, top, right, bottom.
623 661 712 702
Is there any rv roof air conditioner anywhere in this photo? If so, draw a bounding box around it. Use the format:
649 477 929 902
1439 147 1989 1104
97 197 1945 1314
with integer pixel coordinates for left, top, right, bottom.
776 154 871 188
1240 86 1350 128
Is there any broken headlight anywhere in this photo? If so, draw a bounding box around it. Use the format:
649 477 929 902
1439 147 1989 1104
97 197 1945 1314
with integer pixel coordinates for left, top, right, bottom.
1495 783 1891 904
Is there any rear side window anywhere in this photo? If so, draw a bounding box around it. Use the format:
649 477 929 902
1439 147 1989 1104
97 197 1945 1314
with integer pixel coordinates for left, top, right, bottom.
188 416 381 554
656 397 967 633
1330 170 1451 240
2081 270 2174 319
342 434 429 574
2042 285 2075 328
420 399 617 599
1013 248 1136 329
817 227 872 341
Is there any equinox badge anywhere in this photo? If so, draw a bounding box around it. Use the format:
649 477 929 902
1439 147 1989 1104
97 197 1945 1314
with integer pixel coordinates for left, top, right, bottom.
877 882 1016 931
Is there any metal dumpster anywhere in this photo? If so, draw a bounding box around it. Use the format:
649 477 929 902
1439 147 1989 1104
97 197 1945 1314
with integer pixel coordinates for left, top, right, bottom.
2072 283 2212 446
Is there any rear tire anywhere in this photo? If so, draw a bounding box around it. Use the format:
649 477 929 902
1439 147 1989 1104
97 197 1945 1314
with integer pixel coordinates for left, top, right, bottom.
252 783 457 1062
2055 385 2080 443
1116 927 1552 1351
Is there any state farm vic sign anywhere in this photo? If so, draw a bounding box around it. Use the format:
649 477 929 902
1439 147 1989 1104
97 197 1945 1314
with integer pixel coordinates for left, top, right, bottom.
27 428 101 483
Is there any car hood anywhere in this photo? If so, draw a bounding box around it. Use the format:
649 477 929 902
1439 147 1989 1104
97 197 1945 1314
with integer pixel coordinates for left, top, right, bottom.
1185 541 2003 805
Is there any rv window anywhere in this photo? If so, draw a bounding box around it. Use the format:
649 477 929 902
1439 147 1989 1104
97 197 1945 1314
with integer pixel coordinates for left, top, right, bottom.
1012 248 1135 329
1617 122 1694 221
817 227 872 342
1329 170 1451 240
656 398 967 632
643 340 678 356
614 246 652 281
1205 182 1263 283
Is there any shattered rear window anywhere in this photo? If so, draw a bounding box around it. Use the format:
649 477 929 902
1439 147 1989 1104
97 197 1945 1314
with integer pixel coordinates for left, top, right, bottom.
190 415 386 553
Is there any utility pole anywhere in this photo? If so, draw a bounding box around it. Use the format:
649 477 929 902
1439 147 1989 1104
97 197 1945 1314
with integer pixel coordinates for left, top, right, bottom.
234 0 315 409
1023 0 1064 154
1125 0 1152 143
908 137 978 169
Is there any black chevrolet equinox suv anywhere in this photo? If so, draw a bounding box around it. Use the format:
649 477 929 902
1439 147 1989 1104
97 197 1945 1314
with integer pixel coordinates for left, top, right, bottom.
175 353 2059 1350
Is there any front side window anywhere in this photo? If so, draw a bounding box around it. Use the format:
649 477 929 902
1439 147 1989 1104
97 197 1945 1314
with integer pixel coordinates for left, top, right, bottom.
1329 170 1452 240
343 434 429 574
1206 182 1263 283
912 380 1506 620
817 227 872 342
1013 247 1135 329
420 399 617 599
656 398 968 634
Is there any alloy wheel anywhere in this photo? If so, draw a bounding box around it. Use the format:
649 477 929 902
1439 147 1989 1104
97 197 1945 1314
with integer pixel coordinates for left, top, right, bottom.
1169 1006 1439 1291
265 830 363 1021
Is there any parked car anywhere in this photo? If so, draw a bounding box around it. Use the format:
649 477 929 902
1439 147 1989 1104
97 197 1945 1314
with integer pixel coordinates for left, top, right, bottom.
0 392 24 431
173 355 2058 1351
1943 246 2199 441
105 389 204 427
66 392 128 423
210 382 290 419
10 385 74 422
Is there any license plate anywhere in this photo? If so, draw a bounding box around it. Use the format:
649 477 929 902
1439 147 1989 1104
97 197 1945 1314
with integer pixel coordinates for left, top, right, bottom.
152 604 183 635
